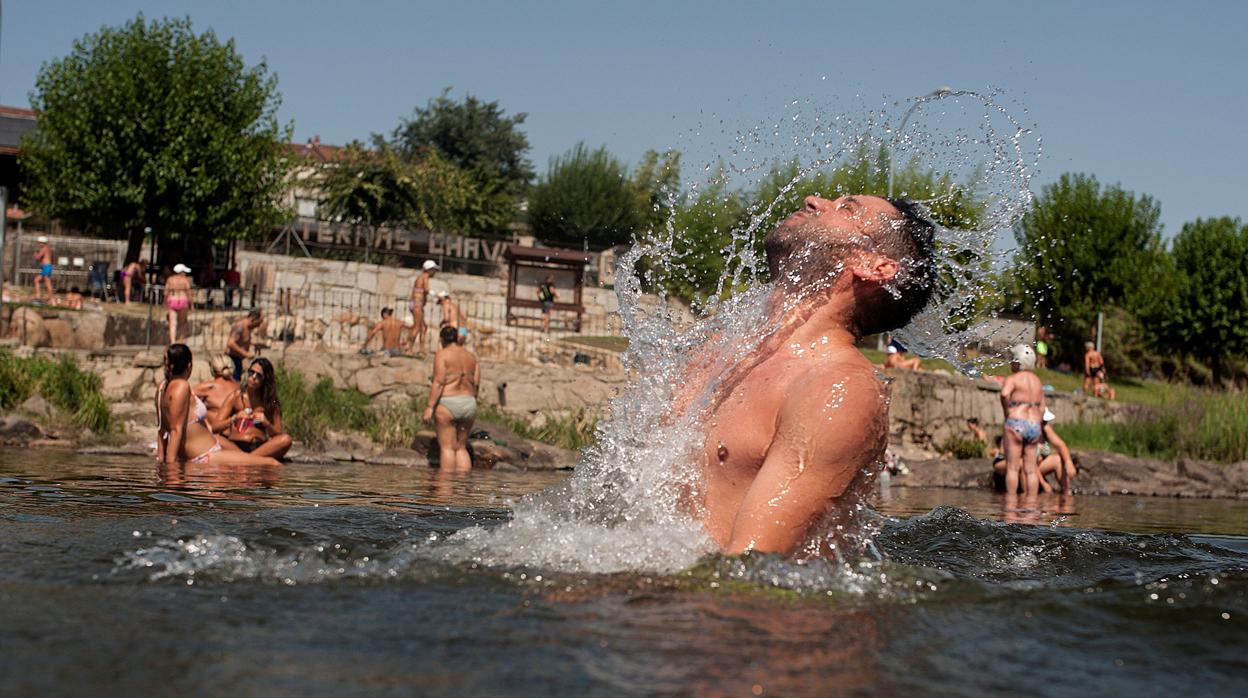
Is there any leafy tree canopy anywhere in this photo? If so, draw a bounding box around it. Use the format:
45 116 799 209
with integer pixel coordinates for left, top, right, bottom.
1012 173 1166 360
390 88 534 202
21 15 291 260
527 143 643 249
317 143 486 241
1145 217 1248 383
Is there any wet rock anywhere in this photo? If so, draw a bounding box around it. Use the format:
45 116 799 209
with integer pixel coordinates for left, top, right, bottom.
0 415 45 443
371 448 428 466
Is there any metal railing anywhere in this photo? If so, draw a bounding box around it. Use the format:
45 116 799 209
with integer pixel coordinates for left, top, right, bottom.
162 284 621 362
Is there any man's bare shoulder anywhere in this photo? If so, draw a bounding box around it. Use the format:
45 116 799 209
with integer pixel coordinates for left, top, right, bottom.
780 352 888 416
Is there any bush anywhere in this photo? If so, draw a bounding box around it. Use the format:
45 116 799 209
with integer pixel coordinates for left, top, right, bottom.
368 396 427 449
0 349 112 433
275 365 374 446
938 435 986 460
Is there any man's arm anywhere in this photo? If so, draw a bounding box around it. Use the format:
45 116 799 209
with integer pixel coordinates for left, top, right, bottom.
724 370 885 555
362 321 381 348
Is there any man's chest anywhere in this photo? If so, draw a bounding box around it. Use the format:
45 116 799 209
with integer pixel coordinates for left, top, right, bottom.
699 365 800 478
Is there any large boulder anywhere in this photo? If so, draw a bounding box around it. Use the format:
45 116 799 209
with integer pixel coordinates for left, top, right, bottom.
100 367 149 401
8 307 50 347
70 311 109 350
43 318 73 348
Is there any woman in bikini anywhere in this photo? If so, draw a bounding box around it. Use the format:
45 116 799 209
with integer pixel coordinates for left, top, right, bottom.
1000 343 1046 497
120 259 145 305
155 344 279 467
406 260 438 353
423 325 480 471
192 353 239 414
217 357 293 460
165 264 193 343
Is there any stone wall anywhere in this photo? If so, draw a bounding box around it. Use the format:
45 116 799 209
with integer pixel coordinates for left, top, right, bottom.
885 368 1125 458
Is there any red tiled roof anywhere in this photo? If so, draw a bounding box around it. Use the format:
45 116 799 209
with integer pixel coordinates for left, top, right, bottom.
286 138 345 164
0 105 36 120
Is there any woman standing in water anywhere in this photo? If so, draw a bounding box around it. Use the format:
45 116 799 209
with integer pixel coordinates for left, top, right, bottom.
218 357 293 460
423 325 480 471
155 344 279 467
165 264 193 343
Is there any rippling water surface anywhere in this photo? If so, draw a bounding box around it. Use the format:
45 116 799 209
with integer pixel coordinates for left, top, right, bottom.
2 450 1246 696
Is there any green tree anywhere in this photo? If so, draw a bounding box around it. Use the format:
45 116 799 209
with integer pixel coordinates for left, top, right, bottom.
21 15 290 261
665 177 747 305
527 143 643 248
1012 173 1166 369
631 149 682 234
390 89 532 234
1147 217 1248 384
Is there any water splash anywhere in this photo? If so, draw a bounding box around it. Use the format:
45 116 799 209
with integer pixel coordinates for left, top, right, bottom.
431 89 1041 574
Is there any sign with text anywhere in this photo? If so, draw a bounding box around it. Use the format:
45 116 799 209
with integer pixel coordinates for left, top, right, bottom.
293 219 508 262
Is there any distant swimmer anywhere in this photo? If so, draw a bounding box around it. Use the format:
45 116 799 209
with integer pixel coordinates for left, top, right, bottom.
691 194 936 556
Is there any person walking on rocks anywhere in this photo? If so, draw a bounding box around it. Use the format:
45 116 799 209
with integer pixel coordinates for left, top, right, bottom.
407 260 438 353
423 325 480 471
33 236 54 302
436 291 469 344
226 309 264 381
165 264 194 344
361 308 405 356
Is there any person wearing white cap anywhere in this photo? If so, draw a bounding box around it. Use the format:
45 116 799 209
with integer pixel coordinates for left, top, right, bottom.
1039 407 1076 494
33 236 54 302
435 290 467 343
405 260 439 353
166 263 194 344
1000 343 1046 497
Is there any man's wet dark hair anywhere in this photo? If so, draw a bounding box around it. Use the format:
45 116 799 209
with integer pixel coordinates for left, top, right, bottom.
381 308 393 318
855 198 937 337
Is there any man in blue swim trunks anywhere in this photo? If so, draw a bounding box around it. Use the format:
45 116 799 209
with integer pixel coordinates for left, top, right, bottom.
33 236 54 302
1000 343 1046 497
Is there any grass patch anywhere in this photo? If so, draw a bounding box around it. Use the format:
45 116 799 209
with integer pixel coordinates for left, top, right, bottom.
0 349 113 433
860 348 1169 406
937 434 985 459
275 365 375 446
478 401 599 451
1058 389 1248 463
275 364 598 451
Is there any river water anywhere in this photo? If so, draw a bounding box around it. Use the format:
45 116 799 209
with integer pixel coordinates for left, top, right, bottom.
2 450 1245 696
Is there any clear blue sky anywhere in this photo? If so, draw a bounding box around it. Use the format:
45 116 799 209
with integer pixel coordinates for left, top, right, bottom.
2 0 1244 238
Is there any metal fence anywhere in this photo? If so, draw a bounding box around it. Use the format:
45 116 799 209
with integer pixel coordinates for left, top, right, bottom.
166 284 621 363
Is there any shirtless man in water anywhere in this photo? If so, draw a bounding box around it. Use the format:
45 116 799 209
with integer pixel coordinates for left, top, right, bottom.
695 194 936 556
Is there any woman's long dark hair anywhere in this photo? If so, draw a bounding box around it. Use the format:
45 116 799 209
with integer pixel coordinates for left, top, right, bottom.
165 343 192 381
248 357 280 415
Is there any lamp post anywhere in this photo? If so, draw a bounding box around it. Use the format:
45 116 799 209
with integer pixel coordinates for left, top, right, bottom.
887 86 954 199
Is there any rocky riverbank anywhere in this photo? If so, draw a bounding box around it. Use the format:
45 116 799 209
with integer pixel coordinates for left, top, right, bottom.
896 451 1248 499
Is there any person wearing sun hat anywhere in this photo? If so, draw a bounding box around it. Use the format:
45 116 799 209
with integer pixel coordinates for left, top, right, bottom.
165 264 194 344
1000 343 1046 497
405 260 439 353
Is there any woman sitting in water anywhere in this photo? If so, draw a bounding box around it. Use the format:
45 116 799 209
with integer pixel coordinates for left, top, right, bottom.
423 325 480 471
217 357 293 460
155 344 279 467
192 353 239 415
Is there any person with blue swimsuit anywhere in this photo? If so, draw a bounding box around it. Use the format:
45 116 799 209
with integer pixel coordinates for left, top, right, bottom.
1000 343 1046 497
